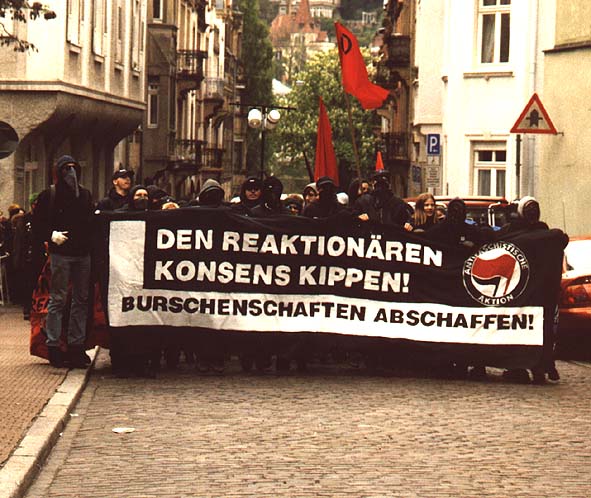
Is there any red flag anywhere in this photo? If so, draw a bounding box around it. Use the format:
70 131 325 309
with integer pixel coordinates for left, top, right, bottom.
314 96 339 185
375 150 384 171
335 22 389 110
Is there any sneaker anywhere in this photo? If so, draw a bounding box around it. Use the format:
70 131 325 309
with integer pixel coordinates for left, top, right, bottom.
548 366 560 381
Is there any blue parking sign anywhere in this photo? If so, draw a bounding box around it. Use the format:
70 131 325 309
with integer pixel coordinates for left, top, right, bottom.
427 134 440 155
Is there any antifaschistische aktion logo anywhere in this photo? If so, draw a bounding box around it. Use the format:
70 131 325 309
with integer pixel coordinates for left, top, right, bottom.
463 242 530 306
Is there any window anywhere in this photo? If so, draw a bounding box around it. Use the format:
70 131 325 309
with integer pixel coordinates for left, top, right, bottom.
473 143 507 197
92 0 106 56
67 0 81 45
478 0 510 64
131 0 141 70
153 0 163 20
116 2 123 63
148 84 159 128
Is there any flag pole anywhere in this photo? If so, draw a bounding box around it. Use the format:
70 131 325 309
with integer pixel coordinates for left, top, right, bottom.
344 92 362 179
302 149 314 182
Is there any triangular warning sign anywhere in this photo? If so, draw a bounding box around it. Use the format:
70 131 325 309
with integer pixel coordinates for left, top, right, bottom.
510 93 557 134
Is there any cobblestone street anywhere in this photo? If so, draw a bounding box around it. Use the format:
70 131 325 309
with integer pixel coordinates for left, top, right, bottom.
23 349 591 498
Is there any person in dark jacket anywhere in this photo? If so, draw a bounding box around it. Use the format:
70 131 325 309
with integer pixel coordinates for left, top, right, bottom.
192 178 228 374
33 155 94 368
496 196 563 384
353 171 412 228
251 176 287 217
96 169 134 211
303 176 348 219
232 176 263 216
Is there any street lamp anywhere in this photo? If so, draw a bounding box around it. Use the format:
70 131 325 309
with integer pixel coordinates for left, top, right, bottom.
247 106 282 179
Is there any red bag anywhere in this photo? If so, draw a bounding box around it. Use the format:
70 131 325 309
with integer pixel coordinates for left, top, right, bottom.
30 257 110 359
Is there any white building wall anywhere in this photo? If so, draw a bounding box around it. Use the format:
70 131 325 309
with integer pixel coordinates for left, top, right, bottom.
416 0 555 200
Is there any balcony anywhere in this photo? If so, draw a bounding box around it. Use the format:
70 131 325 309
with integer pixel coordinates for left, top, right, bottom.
176 49 207 94
167 138 200 175
200 147 224 169
381 132 409 161
203 77 225 118
384 34 410 67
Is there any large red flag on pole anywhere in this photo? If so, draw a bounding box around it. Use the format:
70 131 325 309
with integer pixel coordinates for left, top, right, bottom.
314 96 339 185
335 22 389 110
375 150 384 171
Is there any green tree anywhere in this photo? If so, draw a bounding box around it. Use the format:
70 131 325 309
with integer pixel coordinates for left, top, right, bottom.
273 48 382 188
236 0 274 177
0 1 56 51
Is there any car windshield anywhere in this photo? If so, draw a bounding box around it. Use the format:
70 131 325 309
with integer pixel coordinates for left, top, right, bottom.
564 240 591 272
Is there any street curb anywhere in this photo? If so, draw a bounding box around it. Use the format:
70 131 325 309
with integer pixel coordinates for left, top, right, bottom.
0 347 99 498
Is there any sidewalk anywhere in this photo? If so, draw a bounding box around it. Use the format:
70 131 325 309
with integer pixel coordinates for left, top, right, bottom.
0 305 95 498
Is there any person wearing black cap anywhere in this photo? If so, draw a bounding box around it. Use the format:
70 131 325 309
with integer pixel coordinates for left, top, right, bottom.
33 155 94 368
303 176 348 219
96 168 135 211
233 176 264 216
353 171 411 228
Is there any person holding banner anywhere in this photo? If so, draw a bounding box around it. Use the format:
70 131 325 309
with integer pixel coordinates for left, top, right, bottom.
251 176 288 217
33 155 94 369
411 193 439 232
353 171 412 229
302 176 348 219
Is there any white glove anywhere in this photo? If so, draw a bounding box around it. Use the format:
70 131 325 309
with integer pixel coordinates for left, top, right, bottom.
51 230 69 246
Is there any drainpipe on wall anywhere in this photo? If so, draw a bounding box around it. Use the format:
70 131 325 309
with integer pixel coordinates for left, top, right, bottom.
526 0 539 197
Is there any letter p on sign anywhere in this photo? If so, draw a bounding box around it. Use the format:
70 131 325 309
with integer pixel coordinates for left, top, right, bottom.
427 134 440 155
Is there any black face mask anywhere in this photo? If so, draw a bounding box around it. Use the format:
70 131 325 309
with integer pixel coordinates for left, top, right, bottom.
134 198 149 211
61 166 79 198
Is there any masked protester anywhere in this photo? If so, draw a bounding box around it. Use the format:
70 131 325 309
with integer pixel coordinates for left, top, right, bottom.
496 196 565 385
96 169 134 211
303 176 348 218
353 171 412 228
119 185 150 211
33 155 94 369
112 185 159 377
251 176 287 217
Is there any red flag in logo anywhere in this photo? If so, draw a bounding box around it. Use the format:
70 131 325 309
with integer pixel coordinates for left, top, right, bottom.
375 150 384 171
314 96 339 185
472 254 516 295
335 22 390 110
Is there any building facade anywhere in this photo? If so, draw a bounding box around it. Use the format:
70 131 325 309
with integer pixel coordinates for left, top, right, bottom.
0 0 147 209
411 0 556 202
538 0 591 235
143 0 244 200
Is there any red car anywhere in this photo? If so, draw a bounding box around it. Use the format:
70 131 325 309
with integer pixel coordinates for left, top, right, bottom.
556 236 591 359
405 196 510 228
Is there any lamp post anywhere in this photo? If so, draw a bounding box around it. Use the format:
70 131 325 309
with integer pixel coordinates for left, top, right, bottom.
247 106 282 180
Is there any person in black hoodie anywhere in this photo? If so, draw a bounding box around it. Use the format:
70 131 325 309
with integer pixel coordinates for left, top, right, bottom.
33 155 94 368
233 176 263 216
353 171 412 228
96 169 134 211
251 176 287 217
302 176 348 219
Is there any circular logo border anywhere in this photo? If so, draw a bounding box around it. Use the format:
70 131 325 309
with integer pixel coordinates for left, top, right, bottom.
462 242 530 307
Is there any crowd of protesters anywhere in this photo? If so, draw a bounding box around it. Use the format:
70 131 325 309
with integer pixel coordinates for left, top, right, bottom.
0 154 564 384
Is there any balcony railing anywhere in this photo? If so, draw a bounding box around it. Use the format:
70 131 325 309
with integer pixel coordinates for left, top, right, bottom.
175 138 197 161
381 132 409 161
200 147 223 169
204 77 225 100
177 50 206 79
